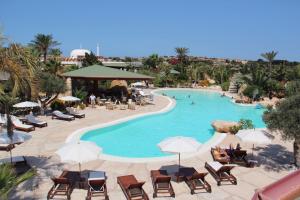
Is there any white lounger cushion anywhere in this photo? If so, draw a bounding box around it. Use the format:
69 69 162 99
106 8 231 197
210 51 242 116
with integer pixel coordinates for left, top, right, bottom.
26 115 46 125
207 161 223 171
0 156 25 164
66 107 84 116
88 171 106 181
53 111 73 118
11 117 33 129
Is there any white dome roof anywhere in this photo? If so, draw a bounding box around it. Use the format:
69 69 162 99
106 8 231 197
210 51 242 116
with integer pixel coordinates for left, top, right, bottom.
70 49 91 58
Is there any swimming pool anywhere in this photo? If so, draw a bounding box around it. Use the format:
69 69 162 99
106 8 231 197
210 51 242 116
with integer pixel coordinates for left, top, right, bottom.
81 89 266 158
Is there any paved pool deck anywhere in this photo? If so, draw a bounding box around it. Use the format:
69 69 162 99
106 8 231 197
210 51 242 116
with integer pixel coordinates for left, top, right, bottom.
0 89 296 200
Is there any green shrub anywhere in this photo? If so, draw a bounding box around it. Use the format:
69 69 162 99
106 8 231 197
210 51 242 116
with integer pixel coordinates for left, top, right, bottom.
73 88 88 101
229 125 241 134
50 101 65 111
221 81 230 91
243 85 263 99
239 118 254 129
285 80 300 97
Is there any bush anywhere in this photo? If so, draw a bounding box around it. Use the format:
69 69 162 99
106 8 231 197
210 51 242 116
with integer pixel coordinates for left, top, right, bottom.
285 80 300 97
239 118 254 129
50 101 65 111
229 125 241 134
243 85 263 99
73 88 88 101
221 81 230 91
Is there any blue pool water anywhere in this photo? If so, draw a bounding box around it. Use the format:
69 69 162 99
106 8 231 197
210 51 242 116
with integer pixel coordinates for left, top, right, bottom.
81 90 266 158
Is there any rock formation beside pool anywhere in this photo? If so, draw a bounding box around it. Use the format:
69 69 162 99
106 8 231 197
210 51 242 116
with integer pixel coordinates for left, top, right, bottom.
211 120 240 133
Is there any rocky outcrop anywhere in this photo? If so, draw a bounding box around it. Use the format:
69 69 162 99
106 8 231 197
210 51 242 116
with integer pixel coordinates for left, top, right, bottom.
211 120 240 133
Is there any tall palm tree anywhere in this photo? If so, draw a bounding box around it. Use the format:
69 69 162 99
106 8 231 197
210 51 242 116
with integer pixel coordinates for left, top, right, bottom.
261 51 278 73
30 34 60 63
0 43 38 139
175 47 189 74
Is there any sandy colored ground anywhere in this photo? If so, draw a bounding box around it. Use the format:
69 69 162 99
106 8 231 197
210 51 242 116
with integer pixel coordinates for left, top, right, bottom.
0 90 296 200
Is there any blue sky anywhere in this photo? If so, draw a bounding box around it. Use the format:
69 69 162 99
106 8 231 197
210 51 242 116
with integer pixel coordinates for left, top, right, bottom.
1 0 300 61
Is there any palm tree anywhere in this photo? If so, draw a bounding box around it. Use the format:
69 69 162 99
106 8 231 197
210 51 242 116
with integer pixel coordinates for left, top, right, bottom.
0 164 35 199
0 43 38 140
175 47 189 74
30 34 60 63
261 51 278 73
143 54 163 69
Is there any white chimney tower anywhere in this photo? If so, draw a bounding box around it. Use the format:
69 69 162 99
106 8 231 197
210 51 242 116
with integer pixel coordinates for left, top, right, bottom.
96 44 100 56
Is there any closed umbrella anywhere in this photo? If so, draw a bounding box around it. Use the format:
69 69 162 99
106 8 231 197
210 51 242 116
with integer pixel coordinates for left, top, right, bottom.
58 96 81 102
13 101 40 108
0 131 32 163
236 129 272 155
158 136 202 170
55 141 102 173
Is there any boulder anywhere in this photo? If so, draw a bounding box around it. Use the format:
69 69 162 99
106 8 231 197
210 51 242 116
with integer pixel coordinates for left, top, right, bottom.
211 120 240 133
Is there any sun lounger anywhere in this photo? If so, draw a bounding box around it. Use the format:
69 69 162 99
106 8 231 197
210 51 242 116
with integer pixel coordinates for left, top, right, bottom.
11 116 35 132
25 114 47 127
0 143 15 152
205 161 237 186
117 175 149 200
86 171 109 200
150 170 175 198
47 173 72 200
211 147 230 164
179 167 211 194
66 107 85 118
52 110 75 121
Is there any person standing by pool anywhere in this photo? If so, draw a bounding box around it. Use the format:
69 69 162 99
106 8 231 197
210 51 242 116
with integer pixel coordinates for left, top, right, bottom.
89 93 96 108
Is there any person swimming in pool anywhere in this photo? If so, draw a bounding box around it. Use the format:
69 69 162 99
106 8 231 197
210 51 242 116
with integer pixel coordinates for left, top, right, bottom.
191 101 195 105
188 95 191 98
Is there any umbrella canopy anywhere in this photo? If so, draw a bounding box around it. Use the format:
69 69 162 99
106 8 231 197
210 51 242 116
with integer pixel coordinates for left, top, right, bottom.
236 129 272 145
58 96 81 102
56 141 102 171
158 136 202 154
0 131 32 144
0 131 31 163
158 136 202 170
13 101 40 108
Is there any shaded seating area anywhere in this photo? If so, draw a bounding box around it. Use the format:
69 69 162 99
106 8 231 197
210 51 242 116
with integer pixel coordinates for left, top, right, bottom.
25 114 48 127
150 170 175 198
117 175 149 200
205 161 237 186
86 171 109 200
178 167 211 194
66 107 85 118
52 110 75 121
211 147 230 164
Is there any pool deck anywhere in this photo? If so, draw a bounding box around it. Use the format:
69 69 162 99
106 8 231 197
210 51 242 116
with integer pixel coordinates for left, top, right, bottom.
1 88 296 200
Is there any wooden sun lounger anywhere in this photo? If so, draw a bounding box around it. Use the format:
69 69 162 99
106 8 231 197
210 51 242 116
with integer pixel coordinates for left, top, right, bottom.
205 161 237 186
211 147 230 164
0 143 15 151
47 171 81 200
179 167 211 194
117 175 149 200
13 123 35 132
86 171 109 200
150 170 175 198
